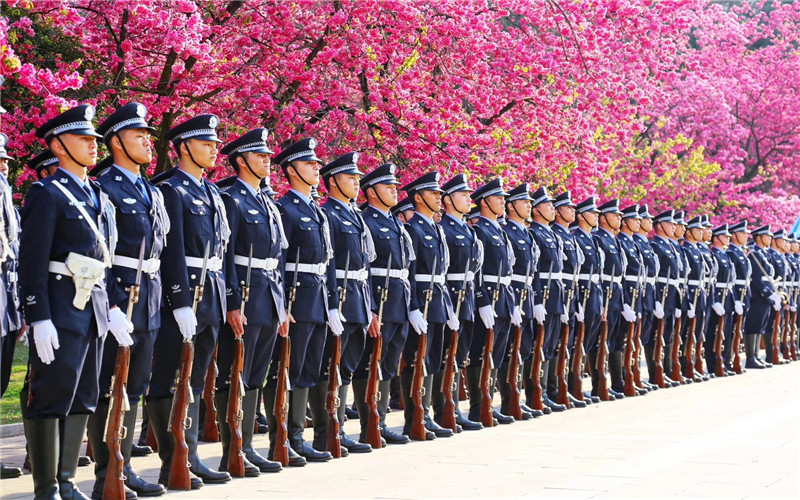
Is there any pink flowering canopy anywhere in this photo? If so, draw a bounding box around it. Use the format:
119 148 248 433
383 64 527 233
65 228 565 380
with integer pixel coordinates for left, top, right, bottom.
1 0 799 228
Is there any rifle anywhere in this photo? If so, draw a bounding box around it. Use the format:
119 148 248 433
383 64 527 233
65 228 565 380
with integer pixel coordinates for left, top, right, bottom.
670 267 688 383
695 279 712 378
714 286 730 377
273 249 300 466
226 245 252 477
683 288 700 381
529 262 554 411
595 264 614 401
623 278 640 398
441 262 471 431
570 266 593 402
410 255 438 441
201 346 219 442
770 293 784 365
365 254 392 449
168 243 210 490
780 287 794 361
791 288 798 361
103 239 145 500
556 269 577 406
326 254 350 457
731 286 747 374
652 263 671 388
507 261 532 419
479 281 500 427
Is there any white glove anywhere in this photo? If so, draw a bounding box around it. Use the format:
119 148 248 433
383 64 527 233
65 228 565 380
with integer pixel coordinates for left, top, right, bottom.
478 305 496 329
511 306 523 326
327 309 345 336
687 303 696 319
446 306 460 331
32 320 59 365
791 305 797 313
622 304 636 323
734 301 744 316
712 302 725 316
409 309 428 335
560 313 568 323
533 304 546 324
107 308 134 346
173 306 197 341
769 292 782 311
19 331 29 347
654 301 665 319
574 303 585 323
675 308 682 319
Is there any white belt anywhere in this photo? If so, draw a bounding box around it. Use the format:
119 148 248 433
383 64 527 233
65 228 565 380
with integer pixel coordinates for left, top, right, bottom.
285 262 327 276
578 273 600 283
715 282 733 289
733 279 747 286
447 271 475 283
540 271 562 281
113 255 161 274
511 274 534 286
234 255 279 271
336 268 369 281
624 275 639 282
657 277 680 286
415 274 445 285
185 255 223 272
49 261 74 276
484 275 512 286
645 277 656 286
600 273 622 285
687 279 702 287
372 268 409 280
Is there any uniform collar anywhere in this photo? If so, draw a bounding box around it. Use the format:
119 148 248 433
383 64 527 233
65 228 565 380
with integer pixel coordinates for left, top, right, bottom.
507 218 527 232
480 215 500 229
58 167 92 189
236 177 261 198
329 196 352 212
113 164 142 185
289 188 313 207
177 168 204 188
445 212 467 227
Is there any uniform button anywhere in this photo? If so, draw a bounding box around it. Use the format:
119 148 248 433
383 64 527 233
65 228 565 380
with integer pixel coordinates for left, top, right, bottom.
117 277 121 283
78 215 83 219
55 275 62 280
132 210 137 214
191 274 196 280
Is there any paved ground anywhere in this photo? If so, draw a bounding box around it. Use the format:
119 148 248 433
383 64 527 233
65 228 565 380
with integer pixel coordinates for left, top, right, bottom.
1 361 798 499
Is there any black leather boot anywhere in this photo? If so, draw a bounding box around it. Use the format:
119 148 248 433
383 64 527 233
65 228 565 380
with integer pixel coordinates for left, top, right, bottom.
465 366 482 422
25 418 60 500
423 375 453 437
121 406 166 496
241 389 282 472
377 379 407 444
289 388 331 461
263 388 306 467
541 361 566 411
338 383 371 453
215 389 260 477
186 399 231 483
308 381 342 455
59 414 91 500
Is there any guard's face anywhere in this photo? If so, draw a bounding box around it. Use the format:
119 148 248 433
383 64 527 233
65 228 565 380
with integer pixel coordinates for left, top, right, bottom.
419 189 442 212
792 241 799 253
0 159 8 177
290 159 320 185
640 217 653 232
55 133 98 166
557 205 576 224
373 183 398 206
603 212 622 230
581 211 599 228
334 172 360 199
184 139 218 169
117 128 153 164
242 152 271 178
448 190 472 214
703 227 712 241
732 231 746 246
719 234 731 248
484 194 505 217
661 221 676 238
624 217 641 232
674 224 686 238
510 199 532 220
535 201 555 222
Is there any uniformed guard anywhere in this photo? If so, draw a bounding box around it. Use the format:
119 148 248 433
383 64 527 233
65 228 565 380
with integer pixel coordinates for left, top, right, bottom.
436 174 483 430
727 221 753 368
400 171 457 439
0 132 23 481
88 102 168 498
467 178 517 424
744 225 782 368
314 152 374 454
498 183 538 419
552 191 588 407
571 197 603 404
616 204 647 395
767 229 790 365
216 128 287 475
147 114 231 487
390 196 415 223
265 137 337 463
21 104 132 500
352 162 413 445
705 224 735 375
695 215 717 380
679 216 708 383
27 150 60 180
634 205 659 391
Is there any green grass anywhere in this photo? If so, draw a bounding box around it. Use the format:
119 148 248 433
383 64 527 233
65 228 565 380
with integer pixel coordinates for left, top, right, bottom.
1 343 28 425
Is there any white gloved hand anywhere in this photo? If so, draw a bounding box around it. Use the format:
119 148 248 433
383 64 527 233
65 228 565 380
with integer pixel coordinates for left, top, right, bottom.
654 301 665 319
327 309 345 336
687 303 696 319
712 302 725 316
574 303 585 323
173 306 197 341
446 306 460 331
32 320 59 365
533 304 546 324
769 292 782 311
622 304 636 323
511 306 523 326
791 305 798 313
19 331 29 347
675 308 682 319
560 313 568 323
478 305 496 329
409 309 428 335
107 307 134 346
734 301 744 316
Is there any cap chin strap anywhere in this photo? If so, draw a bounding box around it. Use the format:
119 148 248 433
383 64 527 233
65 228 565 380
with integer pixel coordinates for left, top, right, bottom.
507 199 523 221
55 136 89 169
115 133 142 172
483 197 500 218
330 175 353 202
445 194 467 216
417 190 438 215
368 185 393 211
579 212 596 229
183 140 210 171
288 161 314 187
240 155 264 180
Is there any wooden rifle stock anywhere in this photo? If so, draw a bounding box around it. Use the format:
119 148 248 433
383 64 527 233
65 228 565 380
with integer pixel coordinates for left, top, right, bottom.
623 320 637 397
529 323 545 411
632 318 644 388
410 331 428 440
569 320 586 401
670 314 683 383
201 346 220 442
731 311 745 373
168 342 194 490
365 335 383 449
770 307 782 365
325 335 342 457
683 315 697 381
595 317 610 401
272 338 291 466
713 313 726 377
555 321 570 406
102 346 130 500
652 317 666 388
506 325 524 419
781 308 792 361
226 338 245 477
479 325 495 427
458 369 468 401
791 307 798 361
440 329 459 431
